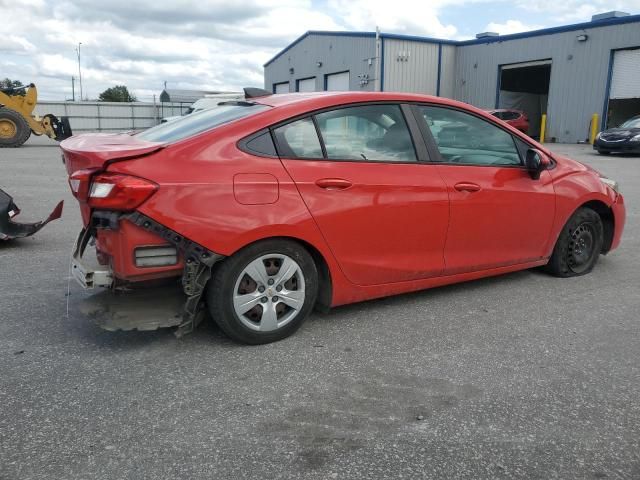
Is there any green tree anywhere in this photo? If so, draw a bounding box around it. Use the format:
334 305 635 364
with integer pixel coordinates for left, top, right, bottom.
98 85 137 102
0 78 24 93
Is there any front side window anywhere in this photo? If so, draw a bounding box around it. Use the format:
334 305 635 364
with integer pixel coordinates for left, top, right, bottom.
315 104 416 162
273 118 323 159
418 106 521 166
136 104 269 144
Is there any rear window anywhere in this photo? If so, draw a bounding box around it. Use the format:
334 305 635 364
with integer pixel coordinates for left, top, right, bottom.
136 104 269 143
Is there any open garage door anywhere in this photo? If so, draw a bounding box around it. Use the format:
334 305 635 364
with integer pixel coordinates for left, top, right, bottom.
497 60 551 139
325 71 350 91
606 48 640 128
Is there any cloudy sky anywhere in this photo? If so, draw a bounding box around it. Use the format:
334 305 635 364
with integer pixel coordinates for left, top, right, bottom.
2 0 638 101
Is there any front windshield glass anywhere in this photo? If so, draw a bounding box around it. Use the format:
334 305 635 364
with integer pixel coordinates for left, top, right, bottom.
137 104 269 143
620 117 640 129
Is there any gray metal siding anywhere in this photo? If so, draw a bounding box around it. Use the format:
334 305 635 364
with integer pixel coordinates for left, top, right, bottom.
454 22 640 142
383 39 439 94
439 44 457 98
264 35 377 92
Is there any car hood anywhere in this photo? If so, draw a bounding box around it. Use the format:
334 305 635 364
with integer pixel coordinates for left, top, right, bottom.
600 127 640 137
60 133 165 175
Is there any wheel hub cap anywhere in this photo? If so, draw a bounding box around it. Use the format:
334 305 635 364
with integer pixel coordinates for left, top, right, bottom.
0 119 17 139
567 223 595 273
233 254 305 332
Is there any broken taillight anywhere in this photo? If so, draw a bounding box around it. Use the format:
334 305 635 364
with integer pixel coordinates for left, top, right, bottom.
69 168 100 201
87 173 158 211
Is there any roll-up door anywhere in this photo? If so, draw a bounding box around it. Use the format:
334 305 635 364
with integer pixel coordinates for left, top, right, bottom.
325 71 350 91
297 77 316 92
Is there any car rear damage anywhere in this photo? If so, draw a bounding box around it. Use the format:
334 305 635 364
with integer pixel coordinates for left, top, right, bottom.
0 188 63 241
61 134 226 336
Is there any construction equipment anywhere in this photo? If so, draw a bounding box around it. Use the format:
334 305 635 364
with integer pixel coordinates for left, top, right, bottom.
0 83 72 148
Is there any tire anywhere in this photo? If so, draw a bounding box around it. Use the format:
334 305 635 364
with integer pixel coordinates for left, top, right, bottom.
597 149 611 155
206 239 318 344
0 108 31 148
545 207 603 277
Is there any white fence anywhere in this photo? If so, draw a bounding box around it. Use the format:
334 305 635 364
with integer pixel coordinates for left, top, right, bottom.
34 101 192 132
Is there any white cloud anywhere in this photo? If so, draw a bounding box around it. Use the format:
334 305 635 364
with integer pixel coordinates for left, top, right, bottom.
485 19 543 35
513 0 640 22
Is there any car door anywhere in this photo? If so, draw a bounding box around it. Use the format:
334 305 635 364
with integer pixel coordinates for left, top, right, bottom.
273 103 449 286
414 104 555 274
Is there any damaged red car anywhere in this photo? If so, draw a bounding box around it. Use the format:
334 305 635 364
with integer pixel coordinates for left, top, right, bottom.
61 89 625 344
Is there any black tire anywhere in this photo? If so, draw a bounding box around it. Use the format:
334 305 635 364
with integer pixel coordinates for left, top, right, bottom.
545 207 603 277
206 239 318 344
0 108 31 148
597 149 611 155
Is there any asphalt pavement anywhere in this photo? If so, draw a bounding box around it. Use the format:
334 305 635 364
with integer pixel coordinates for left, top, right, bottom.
1 136 638 479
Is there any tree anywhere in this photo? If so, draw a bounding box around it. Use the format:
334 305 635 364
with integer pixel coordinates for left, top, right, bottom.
98 85 137 102
0 78 25 94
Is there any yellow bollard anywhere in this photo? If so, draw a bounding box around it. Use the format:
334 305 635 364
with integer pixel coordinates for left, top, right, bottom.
539 114 547 143
589 113 599 144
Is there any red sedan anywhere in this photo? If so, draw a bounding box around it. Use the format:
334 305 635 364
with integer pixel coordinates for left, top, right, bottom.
487 109 530 134
62 90 625 344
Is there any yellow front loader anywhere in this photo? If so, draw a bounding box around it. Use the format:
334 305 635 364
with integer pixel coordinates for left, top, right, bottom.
0 83 72 148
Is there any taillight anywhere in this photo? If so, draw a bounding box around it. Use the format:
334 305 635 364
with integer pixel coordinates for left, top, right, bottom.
88 173 157 211
69 168 100 200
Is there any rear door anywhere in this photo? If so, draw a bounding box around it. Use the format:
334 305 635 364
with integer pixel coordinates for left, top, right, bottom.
274 103 449 286
414 104 555 274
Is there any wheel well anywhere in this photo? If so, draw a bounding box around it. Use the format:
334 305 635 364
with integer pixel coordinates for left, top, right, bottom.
218 236 333 312
580 200 614 253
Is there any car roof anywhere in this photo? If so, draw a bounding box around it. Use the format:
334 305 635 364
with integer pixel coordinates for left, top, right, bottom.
253 91 472 110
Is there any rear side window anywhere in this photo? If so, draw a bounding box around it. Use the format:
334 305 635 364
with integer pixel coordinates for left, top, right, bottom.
314 104 416 162
136 104 269 143
273 118 323 159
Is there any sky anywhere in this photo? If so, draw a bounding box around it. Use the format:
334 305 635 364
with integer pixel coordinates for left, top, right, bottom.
2 0 639 101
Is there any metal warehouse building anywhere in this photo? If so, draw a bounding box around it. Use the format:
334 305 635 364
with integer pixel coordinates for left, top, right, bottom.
264 12 640 143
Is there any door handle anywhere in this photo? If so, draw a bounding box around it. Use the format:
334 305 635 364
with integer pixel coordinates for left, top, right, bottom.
454 182 481 192
315 178 353 190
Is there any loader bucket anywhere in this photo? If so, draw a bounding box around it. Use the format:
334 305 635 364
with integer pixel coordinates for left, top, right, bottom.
0 188 63 240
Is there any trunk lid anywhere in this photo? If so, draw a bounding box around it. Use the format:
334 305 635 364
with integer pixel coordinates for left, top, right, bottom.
61 133 165 175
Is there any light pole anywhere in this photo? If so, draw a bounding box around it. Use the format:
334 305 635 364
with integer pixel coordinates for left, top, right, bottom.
76 42 83 101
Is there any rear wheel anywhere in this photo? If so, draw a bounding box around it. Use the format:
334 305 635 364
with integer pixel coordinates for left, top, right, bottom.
0 108 31 148
545 208 603 277
207 239 318 344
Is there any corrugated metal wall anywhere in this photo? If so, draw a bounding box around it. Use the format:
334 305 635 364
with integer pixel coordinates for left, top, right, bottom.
34 101 189 132
454 22 640 142
439 44 457 98
383 39 440 94
264 34 377 92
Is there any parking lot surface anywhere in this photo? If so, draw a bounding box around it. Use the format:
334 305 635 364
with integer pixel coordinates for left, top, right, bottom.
1 137 639 479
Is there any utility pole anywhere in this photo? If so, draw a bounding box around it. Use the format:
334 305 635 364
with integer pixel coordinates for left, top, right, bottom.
71 76 75 101
76 42 83 101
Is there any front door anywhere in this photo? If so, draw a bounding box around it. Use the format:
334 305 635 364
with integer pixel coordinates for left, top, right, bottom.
415 104 555 274
273 104 449 286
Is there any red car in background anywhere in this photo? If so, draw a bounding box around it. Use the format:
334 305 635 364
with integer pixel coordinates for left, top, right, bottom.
487 108 530 134
61 90 624 344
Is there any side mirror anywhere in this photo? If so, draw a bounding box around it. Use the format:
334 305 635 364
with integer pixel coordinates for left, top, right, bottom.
525 148 550 180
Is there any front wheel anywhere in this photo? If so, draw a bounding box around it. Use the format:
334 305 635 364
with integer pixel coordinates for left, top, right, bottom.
206 239 318 344
545 208 603 277
597 149 611 155
0 108 31 148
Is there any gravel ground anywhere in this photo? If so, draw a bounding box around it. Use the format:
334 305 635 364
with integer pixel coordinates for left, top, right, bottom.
1 136 639 479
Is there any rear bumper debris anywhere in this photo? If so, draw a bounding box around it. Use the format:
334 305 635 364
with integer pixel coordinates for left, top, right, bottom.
71 211 224 336
0 188 63 240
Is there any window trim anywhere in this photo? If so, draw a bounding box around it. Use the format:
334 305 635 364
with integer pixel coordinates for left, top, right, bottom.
270 101 431 165
410 103 529 168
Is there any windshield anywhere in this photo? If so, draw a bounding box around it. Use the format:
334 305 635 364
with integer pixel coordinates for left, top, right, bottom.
620 117 640 129
137 103 269 143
